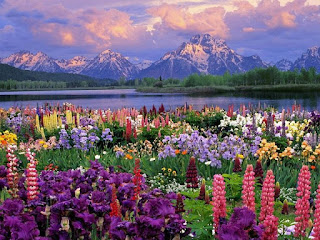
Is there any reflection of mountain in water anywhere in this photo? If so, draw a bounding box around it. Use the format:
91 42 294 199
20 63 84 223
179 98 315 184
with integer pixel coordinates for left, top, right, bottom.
0 93 169 102
1 89 320 110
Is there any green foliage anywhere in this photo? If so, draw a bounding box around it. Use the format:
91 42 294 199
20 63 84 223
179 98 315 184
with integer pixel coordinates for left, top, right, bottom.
153 81 163 88
183 198 213 239
264 135 289 151
138 127 171 143
184 111 223 129
181 67 320 87
222 173 243 203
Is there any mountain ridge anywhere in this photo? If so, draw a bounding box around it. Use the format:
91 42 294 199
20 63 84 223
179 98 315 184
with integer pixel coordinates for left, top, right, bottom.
1 34 320 79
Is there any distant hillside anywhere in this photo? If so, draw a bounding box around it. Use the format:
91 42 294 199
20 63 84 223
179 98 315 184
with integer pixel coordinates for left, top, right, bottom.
0 63 117 87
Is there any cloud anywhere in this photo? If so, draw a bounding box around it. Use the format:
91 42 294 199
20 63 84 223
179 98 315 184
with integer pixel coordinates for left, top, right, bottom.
0 0 319 62
0 1 153 53
242 27 256 32
0 24 14 34
147 3 229 38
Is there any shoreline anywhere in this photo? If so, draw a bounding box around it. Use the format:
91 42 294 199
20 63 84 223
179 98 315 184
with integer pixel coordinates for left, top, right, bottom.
137 84 320 94
0 86 135 92
1 83 320 93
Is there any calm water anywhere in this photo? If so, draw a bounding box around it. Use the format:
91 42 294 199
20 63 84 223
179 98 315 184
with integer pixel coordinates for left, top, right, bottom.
0 89 320 110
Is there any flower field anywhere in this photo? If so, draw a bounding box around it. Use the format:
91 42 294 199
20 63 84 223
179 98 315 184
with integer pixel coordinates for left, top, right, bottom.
1 103 320 239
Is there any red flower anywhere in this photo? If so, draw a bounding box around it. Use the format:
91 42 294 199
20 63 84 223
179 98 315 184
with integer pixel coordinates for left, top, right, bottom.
132 158 143 201
186 156 198 188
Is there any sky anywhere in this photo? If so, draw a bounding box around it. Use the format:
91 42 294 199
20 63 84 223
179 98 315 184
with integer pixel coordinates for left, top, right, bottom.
0 0 320 63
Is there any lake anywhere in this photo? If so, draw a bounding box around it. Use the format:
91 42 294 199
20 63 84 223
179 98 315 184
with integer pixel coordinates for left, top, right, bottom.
0 89 320 110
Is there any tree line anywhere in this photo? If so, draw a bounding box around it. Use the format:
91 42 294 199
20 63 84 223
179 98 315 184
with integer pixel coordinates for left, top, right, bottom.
182 67 320 87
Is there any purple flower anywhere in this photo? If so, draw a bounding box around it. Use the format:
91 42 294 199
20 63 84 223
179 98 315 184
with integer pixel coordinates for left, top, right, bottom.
136 216 165 239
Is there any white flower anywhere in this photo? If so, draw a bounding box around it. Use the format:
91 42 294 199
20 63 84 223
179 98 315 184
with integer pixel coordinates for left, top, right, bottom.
102 151 107 155
95 155 100 160
150 158 156 161
204 161 211 165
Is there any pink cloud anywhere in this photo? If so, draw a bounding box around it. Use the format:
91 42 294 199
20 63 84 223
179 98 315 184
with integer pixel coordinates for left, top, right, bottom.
231 0 320 30
1 0 151 52
265 11 296 28
242 27 255 32
147 4 229 39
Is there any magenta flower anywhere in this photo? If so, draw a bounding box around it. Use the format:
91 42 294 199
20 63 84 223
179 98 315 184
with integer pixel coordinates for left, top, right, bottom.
294 165 311 237
313 183 320 240
242 164 255 212
6 144 19 198
259 170 275 223
212 174 226 234
262 215 278 240
25 148 39 201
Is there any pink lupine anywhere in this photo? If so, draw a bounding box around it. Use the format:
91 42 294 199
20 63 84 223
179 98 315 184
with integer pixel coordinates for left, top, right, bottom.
242 164 255 212
212 174 227 234
294 165 311 237
6 145 19 198
259 170 275 223
313 183 320 240
165 114 169 125
262 215 278 240
25 148 39 201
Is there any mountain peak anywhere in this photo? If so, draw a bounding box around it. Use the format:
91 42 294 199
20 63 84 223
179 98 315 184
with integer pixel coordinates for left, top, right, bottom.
275 59 293 71
190 34 226 47
140 33 268 79
35 51 49 58
307 46 320 57
17 50 31 55
99 49 117 56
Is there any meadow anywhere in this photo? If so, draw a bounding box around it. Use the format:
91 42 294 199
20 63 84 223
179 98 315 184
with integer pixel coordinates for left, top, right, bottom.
1 102 320 239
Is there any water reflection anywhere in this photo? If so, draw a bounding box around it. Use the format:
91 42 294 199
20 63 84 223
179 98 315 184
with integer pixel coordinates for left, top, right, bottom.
0 89 319 110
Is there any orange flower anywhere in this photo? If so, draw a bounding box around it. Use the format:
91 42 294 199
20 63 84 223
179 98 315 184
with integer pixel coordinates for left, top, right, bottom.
311 165 316 170
182 150 187 155
175 149 180 155
125 154 133 160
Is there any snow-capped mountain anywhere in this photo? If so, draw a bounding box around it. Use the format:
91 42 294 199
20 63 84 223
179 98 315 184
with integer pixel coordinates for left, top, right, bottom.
80 49 139 79
0 50 139 79
139 34 269 79
57 56 90 74
2 37 319 80
1 51 64 73
291 46 320 72
135 60 153 70
275 59 293 71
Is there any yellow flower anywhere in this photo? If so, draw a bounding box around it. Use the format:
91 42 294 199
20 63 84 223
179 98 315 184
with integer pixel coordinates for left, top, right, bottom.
161 167 166 171
237 154 244 159
168 168 172 172
172 171 177 176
